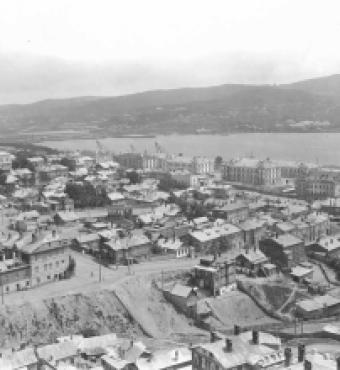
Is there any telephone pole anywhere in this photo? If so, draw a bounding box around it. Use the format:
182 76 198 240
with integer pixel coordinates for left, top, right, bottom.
98 245 102 282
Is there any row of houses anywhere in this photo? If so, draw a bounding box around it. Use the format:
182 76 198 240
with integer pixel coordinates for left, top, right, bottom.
114 152 215 174
3 327 339 370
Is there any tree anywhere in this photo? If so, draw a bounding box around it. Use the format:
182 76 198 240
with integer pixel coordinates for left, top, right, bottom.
12 151 35 171
60 157 76 171
126 170 141 184
65 182 108 208
158 173 187 192
214 156 223 170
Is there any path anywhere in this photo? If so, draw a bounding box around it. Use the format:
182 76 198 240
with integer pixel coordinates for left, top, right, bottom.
1 251 200 306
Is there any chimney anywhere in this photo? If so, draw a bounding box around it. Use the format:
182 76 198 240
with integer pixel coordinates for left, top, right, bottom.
304 360 312 370
298 343 305 362
234 325 240 336
337 357 340 370
210 331 218 343
252 330 259 345
52 229 57 238
173 350 179 362
284 348 292 367
225 338 232 352
32 232 37 243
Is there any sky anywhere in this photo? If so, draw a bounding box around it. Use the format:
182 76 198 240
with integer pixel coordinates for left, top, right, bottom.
1 0 340 104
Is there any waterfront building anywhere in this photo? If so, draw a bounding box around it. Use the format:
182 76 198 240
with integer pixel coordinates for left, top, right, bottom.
192 156 214 175
224 157 281 186
115 153 143 169
296 172 340 200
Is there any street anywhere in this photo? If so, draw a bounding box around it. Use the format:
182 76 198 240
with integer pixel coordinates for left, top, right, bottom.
1 251 200 306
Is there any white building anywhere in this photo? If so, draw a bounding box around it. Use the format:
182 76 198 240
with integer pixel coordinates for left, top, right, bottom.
192 156 214 174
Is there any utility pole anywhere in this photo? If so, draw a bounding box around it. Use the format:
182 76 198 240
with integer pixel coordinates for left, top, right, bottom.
98 244 102 282
1 274 4 305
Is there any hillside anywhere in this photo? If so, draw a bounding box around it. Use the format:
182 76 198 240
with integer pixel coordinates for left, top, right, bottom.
0 274 206 349
1 74 340 137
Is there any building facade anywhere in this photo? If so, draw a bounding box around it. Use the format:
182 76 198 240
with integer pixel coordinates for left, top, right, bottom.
224 158 281 186
192 157 214 175
21 231 71 287
0 151 13 172
296 172 340 200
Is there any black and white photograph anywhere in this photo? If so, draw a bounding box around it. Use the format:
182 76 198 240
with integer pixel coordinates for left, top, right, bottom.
0 0 340 368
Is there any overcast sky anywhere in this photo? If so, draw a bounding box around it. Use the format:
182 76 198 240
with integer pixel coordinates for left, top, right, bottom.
1 0 340 104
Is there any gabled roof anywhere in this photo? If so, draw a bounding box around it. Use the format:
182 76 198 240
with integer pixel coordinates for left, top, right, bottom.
195 334 282 369
38 341 78 362
238 249 268 264
171 284 195 298
21 232 64 254
271 233 302 248
75 233 100 244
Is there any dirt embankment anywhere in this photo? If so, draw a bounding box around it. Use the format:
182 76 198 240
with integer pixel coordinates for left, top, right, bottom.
237 279 309 321
0 290 142 348
0 273 206 349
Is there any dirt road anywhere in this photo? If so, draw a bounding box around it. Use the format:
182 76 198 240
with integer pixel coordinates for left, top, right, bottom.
1 251 200 306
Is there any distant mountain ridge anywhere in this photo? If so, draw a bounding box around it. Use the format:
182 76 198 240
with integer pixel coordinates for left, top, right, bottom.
1 74 340 136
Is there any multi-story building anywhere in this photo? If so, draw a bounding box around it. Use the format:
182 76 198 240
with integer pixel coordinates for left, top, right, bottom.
192 156 214 175
192 330 284 370
296 172 340 200
39 164 69 182
260 233 306 270
115 153 143 169
0 151 13 172
276 160 318 179
212 202 249 224
224 157 281 186
21 230 71 287
193 258 236 296
166 154 193 172
142 153 167 172
239 218 267 248
189 222 243 253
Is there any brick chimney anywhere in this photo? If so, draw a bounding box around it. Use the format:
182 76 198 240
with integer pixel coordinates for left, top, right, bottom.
304 359 312 370
284 348 292 367
252 330 259 345
234 325 240 335
225 338 232 352
32 232 38 243
298 343 305 362
210 331 218 343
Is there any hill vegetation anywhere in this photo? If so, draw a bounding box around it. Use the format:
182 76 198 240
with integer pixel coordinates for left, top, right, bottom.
1 74 340 136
